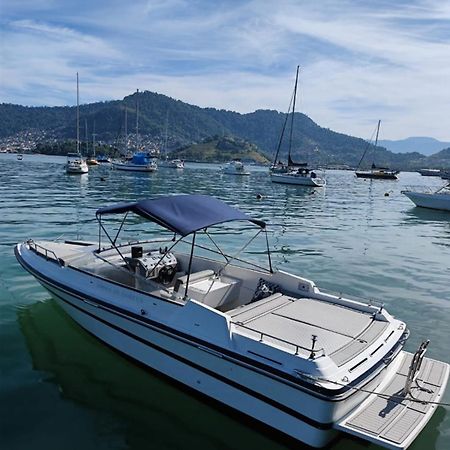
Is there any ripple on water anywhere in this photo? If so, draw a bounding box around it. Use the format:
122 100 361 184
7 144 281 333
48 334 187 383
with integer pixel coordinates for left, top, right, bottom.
0 156 449 449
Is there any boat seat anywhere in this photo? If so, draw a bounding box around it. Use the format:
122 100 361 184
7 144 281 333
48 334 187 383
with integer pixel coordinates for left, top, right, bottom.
174 270 215 292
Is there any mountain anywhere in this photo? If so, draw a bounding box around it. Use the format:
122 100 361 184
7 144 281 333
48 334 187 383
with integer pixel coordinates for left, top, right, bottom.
0 91 449 169
378 137 450 156
171 136 270 163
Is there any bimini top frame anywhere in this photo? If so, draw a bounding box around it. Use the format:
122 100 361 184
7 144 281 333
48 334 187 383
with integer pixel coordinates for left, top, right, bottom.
95 195 273 291
96 194 265 237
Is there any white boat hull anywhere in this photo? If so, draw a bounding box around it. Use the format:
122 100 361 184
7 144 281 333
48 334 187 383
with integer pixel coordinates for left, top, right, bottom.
271 173 325 186
15 244 390 448
403 191 450 211
66 165 89 174
113 163 157 172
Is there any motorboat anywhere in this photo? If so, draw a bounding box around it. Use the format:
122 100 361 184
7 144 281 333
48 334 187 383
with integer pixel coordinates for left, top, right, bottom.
96 155 112 163
271 167 326 187
86 157 99 166
355 121 399 180
66 153 89 174
270 66 325 187
222 159 250 175
17 154 24 161
160 158 184 169
402 184 450 211
113 152 158 172
15 194 448 449
417 169 441 177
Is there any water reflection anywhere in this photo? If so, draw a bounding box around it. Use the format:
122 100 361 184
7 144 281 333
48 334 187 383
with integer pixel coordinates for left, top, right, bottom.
18 300 291 450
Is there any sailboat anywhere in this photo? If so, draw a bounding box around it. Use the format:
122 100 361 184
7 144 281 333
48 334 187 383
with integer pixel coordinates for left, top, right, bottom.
270 66 325 187
66 73 89 174
113 90 157 172
355 120 399 180
86 120 99 166
159 110 184 169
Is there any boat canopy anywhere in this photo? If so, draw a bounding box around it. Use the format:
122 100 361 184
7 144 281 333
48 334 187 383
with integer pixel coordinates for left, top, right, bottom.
96 195 266 236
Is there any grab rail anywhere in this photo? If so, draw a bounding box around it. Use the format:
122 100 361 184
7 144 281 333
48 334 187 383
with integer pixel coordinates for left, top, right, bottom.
318 287 385 310
27 240 64 267
232 321 325 359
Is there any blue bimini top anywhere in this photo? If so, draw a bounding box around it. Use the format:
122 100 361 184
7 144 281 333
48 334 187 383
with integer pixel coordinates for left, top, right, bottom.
96 194 265 237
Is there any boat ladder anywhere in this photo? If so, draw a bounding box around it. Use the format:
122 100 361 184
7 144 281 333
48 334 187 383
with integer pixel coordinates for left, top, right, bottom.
401 340 434 399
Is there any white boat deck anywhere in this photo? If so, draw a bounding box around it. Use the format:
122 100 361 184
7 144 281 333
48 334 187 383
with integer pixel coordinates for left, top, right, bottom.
230 293 388 363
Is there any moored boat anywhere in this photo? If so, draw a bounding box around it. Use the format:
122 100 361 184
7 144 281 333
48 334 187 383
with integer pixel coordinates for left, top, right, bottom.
15 194 448 450
66 152 89 174
160 158 184 169
222 159 250 175
271 167 326 186
270 66 325 187
417 169 441 177
355 121 399 180
66 73 89 175
113 152 158 172
355 165 399 180
402 184 450 211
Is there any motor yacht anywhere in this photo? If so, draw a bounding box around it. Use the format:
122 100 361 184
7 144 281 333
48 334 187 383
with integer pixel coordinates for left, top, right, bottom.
15 194 448 449
222 159 250 176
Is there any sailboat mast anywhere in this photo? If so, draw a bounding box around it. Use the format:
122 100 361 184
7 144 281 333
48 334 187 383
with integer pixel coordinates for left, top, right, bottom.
92 120 96 157
135 89 139 151
85 118 88 155
164 109 169 160
76 72 80 154
288 65 300 162
125 107 128 151
374 120 381 146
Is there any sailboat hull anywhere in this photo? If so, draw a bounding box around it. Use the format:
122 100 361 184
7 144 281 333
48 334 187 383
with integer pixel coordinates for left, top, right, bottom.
355 171 398 180
271 172 325 186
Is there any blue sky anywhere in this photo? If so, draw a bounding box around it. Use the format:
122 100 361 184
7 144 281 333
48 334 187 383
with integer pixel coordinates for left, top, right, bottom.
1 0 450 140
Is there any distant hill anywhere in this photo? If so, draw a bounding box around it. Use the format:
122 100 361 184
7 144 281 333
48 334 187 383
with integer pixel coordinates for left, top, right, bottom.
172 136 270 163
2 91 450 169
378 137 450 156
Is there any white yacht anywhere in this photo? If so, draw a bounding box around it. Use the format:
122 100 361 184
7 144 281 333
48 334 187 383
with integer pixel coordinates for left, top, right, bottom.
222 159 250 175
66 152 89 174
15 195 448 449
403 184 450 211
160 158 184 169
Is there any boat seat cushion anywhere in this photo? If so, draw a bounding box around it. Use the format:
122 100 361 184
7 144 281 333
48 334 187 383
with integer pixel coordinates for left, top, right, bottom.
174 269 215 292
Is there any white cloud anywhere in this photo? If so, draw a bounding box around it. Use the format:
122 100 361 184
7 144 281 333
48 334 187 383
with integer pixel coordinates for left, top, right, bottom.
1 0 450 140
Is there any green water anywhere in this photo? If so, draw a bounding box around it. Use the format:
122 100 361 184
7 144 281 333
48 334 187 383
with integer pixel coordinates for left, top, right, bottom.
0 153 449 449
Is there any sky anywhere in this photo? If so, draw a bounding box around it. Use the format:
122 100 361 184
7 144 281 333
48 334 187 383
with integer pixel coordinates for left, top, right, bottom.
1 0 450 141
